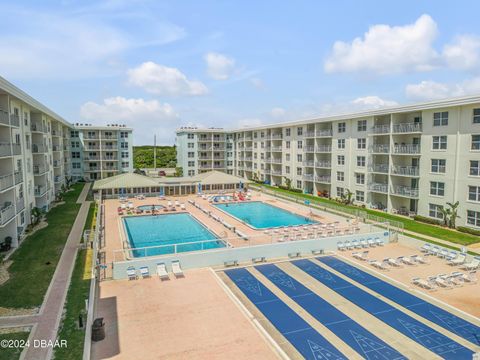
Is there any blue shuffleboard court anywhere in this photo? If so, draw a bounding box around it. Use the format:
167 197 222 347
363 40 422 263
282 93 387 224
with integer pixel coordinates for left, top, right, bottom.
318 256 480 347
255 264 406 360
292 259 474 359
224 268 347 360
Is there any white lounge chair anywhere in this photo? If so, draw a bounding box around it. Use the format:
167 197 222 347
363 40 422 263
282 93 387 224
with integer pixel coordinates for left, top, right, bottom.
428 246 440 256
353 251 369 261
352 239 361 249
172 260 184 277
411 255 429 264
399 256 416 266
344 240 353 250
420 243 432 253
175 200 180 207
369 260 388 270
140 266 150 278
337 242 345 251
384 258 402 267
446 251 458 261
463 257 480 271
451 271 477 284
448 254 466 266
367 238 376 247
438 248 449 258
180 204 186 210
360 239 369 248
375 237 385 246
428 275 452 288
126 267 137 280
412 277 436 290
157 263 169 280
167 201 173 207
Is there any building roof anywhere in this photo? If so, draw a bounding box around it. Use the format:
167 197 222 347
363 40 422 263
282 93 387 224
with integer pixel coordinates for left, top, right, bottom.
93 171 249 190
92 172 160 190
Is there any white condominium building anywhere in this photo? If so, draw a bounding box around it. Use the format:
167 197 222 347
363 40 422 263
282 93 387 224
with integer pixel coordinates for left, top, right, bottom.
176 95 480 230
0 76 133 248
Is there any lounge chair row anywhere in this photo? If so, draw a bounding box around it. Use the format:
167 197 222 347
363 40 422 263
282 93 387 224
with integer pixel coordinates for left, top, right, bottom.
126 260 184 280
412 271 477 290
420 243 479 269
337 237 384 251
367 255 428 270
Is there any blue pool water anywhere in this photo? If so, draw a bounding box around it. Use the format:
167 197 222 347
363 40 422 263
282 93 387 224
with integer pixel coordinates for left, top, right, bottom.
123 213 225 257
214 201 316 229
137 205 164 211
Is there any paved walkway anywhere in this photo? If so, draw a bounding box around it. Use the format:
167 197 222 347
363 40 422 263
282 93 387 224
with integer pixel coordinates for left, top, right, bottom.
0 183 91 360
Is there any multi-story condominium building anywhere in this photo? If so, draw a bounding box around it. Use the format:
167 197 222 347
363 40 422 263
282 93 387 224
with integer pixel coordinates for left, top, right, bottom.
0 76 133 248
176 95 480 230
70 124 133 181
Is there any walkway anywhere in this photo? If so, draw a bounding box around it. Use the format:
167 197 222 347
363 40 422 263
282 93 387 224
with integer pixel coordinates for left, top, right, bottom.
0 183 91 360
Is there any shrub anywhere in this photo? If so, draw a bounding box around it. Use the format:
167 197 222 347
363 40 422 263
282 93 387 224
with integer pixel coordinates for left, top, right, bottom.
277 185 302 193
457 226 480 236
414 215 443 226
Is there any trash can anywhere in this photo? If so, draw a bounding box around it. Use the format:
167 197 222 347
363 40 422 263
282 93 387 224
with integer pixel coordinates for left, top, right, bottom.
91 317 105 341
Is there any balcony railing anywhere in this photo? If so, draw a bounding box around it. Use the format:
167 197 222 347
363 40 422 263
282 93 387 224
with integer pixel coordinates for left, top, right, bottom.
10 114 20 127
393 144 421 154
265 158 282 164
271 170 282 175
270 134 282 139
32 143 47 153
303 161 315 167
16 198 25 213
0 110 9 126
52 145 61 152
316 145 332 153
14 171 23 184
84 156 100 161
305 131 316 138
34 186 47 197
101 145 117 150
85 145 100 150
392 122 422 133
304 146 315 152
391 165 420 177
370 124 390 134
303 174 314 181
33 164 49 175
0 143 13 157
368 182 388 193
391 185 419 198
54 176 64 183
368 164 389 173
0 203 15 225
52 129 62 137
315 161 331 168
31 123 46 133
0 174 14 192
316 129 333 137
315 175 331 183
369 144 390 153
271 146 282 152
12 143 21 155
53 160 61 167
101 134 118 140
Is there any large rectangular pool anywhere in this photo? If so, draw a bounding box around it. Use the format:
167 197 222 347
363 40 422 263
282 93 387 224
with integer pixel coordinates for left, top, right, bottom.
214 201 316 229
123 213 225 257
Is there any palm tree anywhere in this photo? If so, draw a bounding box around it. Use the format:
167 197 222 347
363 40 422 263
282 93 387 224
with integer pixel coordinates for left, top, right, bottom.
446 201 460 228
341 189 354 205
31 207 44 226
283 177 292 190
439 206 451 227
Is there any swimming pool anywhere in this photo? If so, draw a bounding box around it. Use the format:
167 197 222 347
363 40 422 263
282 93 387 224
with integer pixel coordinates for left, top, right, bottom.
214 201 316 229
137 205 164 211
123 213 225 257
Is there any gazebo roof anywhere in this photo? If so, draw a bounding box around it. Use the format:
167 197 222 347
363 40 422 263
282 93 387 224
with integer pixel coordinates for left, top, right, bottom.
190 171 251 185
92 172 160 190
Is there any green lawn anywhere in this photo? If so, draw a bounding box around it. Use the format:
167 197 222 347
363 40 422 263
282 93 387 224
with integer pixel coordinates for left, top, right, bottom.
255 184 480 246
0 184 83 309
82 203 96 243
54 248 91 360
0 331 30 360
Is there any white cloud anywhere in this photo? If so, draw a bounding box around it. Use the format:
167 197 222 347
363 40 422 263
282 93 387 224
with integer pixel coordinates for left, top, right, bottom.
249 77 265 90
237 118 263 128
270 107 286 118
204 52 236 80
324 14 439 74
127 62 208 96
80 96 180 144
405 78 480 101
351 96 398 108
443 35 480 71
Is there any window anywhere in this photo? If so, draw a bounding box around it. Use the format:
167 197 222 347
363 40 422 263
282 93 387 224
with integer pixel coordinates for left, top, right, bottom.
337 171 344 181
429 204 443 219
474 109 480 124
254 143 257 149
468 186 480 202
260 132 264 138
472 135 480 150
187 143 194 148
285 166 290 174
285 128 291 136
433 111 448 126
187 133 194 139
121 151 129 158
337 187 344 197
356 156 366 167
338 122 346 133
297 154 302 162
296 180 302 189
432 136 447 150
431 159 446 173
357 138 366 149
355 173 365 185
254 132 258 139
121 162 129 168
337 139 345 149
357 120 367 131
286 154 290 161
296 167 302 175
70 130 79 138
71 152 80 158
286 141 290 149
297 141 303 149
260 153 264 160
470 160 480 176
188 152 194 158
337 155 345 165
355 191 365 202
467 210 480 227
188 161 195 167
120 142 128 149
297 127 303 136
430 181 445 196
120 131 128 138
72 162 81 169
188 170 195 176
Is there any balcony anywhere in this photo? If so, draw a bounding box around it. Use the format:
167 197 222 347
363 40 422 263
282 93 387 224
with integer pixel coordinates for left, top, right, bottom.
52 145 61 152
316 145 332 153
303 174 314 181
368 182 388 193
244 147 253 151
32 143 47 153
101 134 118 140
31 122 46 133
315 161 331 168
0 203 15 226
54 176 64 183
316 129 333 137
391 185 419 198
270 134 282 140
305 131 316 138
315 175 331 184
392 122 422 133
0 174 14 192
263 169 271 174
52 129 62 137
102 166 118 171
391 165 420 177
14 171 23 184
16 198 25 213
265 158 282 164
101 145 117 150
303 161 315 167
304 146 315 153
244 136 252 141
0 109 9 126
370 124 390 134
12 143 21 155
213 164 225 169
271 169 282 175
85 145 100 151
33 164 49 175
369 144 390 154
393 144 421 155
10 114 20 127
53 160 61 168
0 143 13 157
34 186 47 197
271 146 282 152
84 156 100 161
368 164 389 173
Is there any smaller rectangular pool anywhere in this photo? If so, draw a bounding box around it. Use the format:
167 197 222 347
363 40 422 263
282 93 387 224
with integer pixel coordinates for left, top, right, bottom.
123 213 226 257
214 201 316 229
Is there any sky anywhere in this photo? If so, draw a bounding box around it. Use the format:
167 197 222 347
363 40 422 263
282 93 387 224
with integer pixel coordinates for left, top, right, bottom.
2 0 480 145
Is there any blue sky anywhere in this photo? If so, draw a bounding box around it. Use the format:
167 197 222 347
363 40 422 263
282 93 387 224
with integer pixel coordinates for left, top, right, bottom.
2 0 480 144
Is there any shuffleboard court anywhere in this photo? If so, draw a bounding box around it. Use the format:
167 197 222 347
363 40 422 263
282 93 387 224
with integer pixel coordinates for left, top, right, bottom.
255 264 407 360
318 256 480 347
292 259 474 360
224 268 346 359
